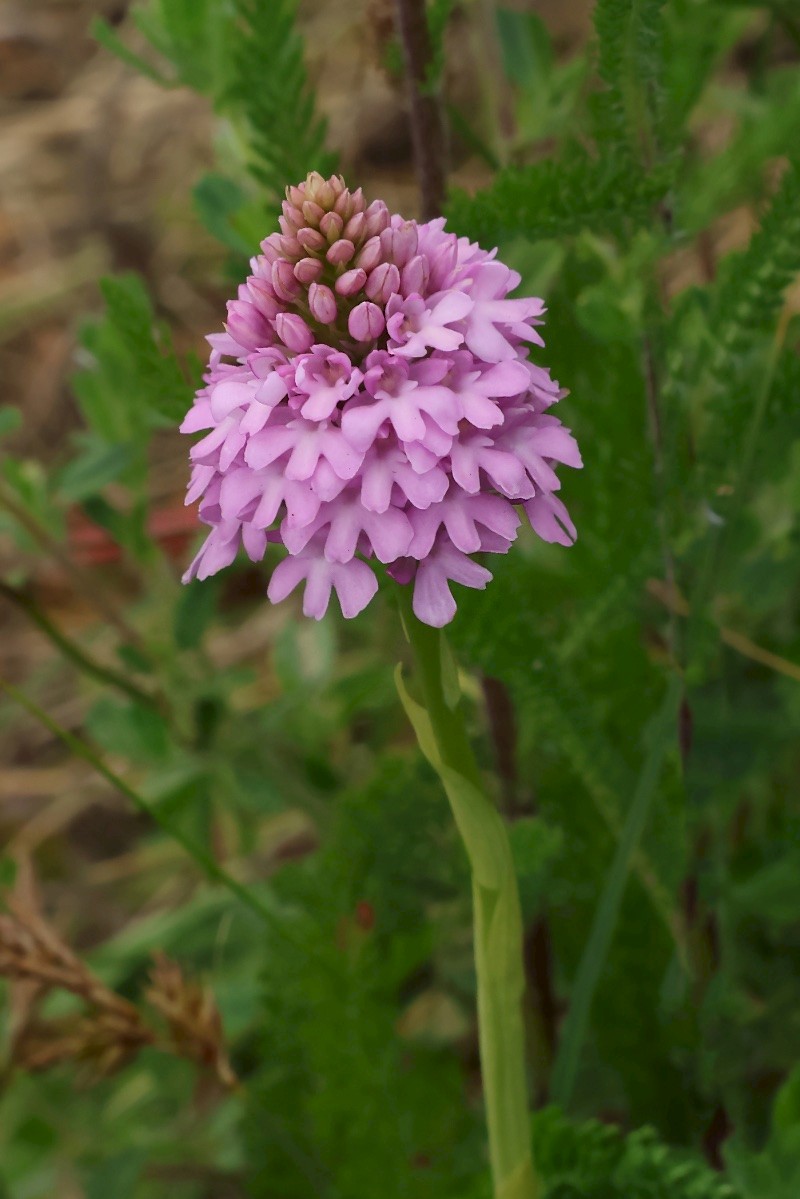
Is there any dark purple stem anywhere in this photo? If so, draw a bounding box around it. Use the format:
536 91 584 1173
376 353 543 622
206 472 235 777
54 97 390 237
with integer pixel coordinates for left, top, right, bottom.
393 0 447 220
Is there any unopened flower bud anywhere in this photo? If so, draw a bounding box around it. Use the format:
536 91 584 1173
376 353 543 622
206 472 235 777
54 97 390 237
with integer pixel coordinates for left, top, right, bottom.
348 302 385 342
335 267 367 296
278 235 302 259
317 180 335 210
401 254 429 297
226 300 271 351
275 312 314 352
327 239 356 266
282 201 304 226
294 256 324 284
382 221 418 267
343 212 366 242
364 200 390 238
334 189 352 217
355 236 382 272
247 276 281 318
272 259 300 302
366 262 400 304
320 211 344 241
302 200 325 226
309 282 338 324
297 227 326 252
260 237 281 264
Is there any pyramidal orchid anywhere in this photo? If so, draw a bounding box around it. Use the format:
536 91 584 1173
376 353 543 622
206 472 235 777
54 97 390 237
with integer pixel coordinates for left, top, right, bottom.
180 172 581 1199
180 172 581 627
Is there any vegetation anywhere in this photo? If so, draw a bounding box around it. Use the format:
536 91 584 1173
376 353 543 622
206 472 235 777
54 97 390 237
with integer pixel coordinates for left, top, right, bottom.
1 1 799 1196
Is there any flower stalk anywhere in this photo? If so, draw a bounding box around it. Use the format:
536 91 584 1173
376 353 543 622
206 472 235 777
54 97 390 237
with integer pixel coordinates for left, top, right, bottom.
396 587 539 1199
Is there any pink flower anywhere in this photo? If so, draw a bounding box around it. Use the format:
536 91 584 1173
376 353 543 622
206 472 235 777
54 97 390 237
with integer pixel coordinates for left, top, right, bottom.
181 173 581 625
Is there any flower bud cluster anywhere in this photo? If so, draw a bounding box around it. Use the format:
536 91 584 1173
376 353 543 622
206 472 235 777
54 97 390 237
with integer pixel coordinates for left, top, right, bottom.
181 174 581 625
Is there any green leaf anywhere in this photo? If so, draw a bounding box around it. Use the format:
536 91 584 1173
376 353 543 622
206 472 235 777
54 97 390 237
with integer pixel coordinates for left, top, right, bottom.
773 1065 800 1138
86 697 171 764
193 172 253 254
496 8 553 89
231 0 336 203
731 853 800 926
534 1107 740 1197
0 407 22 439
591 0 667 151
85 1149 147 1199
549 675 683 1108
174 575 222 650
0 856 18 890
395 663 507 889
57 441 138 502
447 150 671 247
90 16 173 85
73 273 195 438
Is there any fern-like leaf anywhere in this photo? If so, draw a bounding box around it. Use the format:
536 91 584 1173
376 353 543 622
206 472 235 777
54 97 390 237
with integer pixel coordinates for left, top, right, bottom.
447 150 670 247
231 0 336 204
73 274 198 431
535 1108 741 1198
592 0 667 155
669 160 800 487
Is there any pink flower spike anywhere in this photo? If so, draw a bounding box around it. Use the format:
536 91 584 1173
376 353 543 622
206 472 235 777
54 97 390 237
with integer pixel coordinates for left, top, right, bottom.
180 172 580 625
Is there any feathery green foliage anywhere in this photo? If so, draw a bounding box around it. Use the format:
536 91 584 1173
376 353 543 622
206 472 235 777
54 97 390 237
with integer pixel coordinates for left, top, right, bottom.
534 1108 740 1198
447 151 671 247
93 0 334 209
230 0 336 203
591 0 667 152
75 274 198 429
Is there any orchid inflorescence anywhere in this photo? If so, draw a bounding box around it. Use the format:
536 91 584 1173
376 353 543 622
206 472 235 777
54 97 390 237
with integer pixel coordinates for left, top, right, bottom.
181 172 581 626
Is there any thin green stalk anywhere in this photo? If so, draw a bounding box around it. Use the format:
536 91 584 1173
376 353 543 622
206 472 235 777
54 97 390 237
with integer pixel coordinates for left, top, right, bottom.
0 481 148 654
395 590 539 1199
0 676 283 937
549 673 683 1108
0 582 161 712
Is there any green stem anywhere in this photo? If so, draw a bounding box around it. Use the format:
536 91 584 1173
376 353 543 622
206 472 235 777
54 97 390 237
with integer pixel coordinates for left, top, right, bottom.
0 582 162 712
0 676 296 949
396 590 539 1199
549 673 683 1108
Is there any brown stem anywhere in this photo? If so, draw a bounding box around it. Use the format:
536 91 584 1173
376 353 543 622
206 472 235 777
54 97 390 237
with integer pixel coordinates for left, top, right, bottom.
524 916 559 1103
480 674 522 813
393 0 447 220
